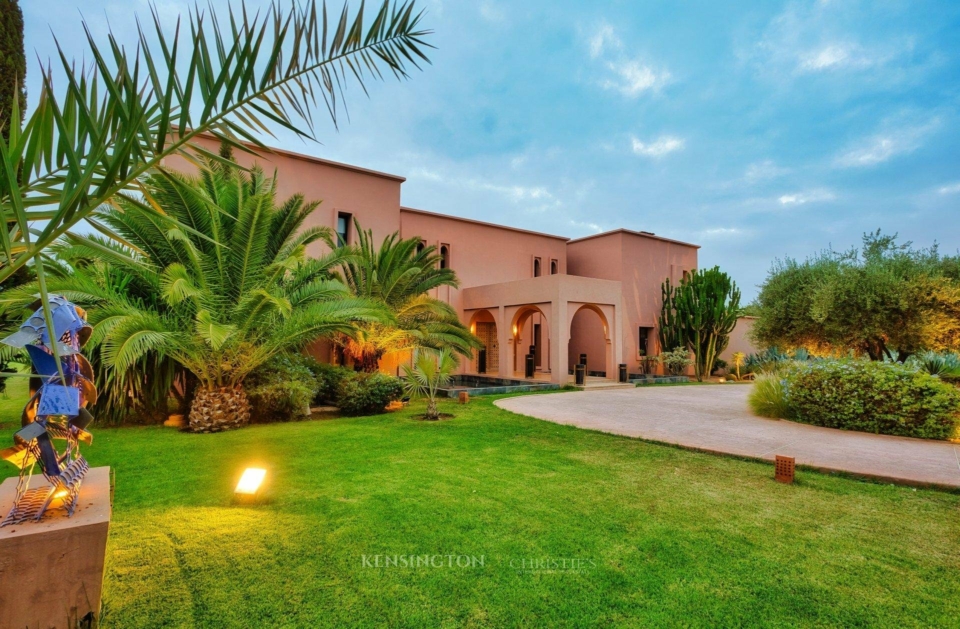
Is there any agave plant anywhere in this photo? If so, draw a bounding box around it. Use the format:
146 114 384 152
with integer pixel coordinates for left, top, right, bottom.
402 347 457 420
2 156 382 431
333 220 481 371
912 351 960 378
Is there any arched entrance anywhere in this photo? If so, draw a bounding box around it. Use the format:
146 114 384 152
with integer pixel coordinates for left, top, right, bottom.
568 304 612 379
511 306 551 378
469 309 499 374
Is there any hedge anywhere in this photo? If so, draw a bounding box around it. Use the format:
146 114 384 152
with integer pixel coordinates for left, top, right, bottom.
786 360 960 440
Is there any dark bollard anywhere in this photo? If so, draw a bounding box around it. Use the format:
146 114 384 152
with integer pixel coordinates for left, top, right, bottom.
478 349 487 374
525 354 535 379
575 363 586 386
619 364 628 383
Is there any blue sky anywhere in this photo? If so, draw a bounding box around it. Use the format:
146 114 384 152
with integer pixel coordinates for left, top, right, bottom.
23 0 960 300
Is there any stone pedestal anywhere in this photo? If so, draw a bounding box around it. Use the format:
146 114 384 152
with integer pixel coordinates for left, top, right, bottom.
0 466 112 628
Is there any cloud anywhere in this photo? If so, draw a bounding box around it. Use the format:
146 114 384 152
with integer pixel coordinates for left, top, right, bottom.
589 23 620 59
631 135 684 157
698 227 745 239
939 182 960 195
778 189 836 206
601 61 670 97
744 160 790 182
569 219 603 234
834 119 939 168
587 22 669 97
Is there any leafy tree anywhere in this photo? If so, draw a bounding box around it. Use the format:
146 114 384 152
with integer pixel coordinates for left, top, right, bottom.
333 220 481 371
402 347 458 420
2 157 381 431
0 0 25 141
752 231 960 362
659 267 741 381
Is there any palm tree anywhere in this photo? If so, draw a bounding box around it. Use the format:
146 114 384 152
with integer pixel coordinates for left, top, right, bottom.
2 156 381 431
0 1 432 380
402 347 457 420
333 220 481 371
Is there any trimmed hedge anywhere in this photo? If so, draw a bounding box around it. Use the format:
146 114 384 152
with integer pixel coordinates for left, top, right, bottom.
787 360 960 440
246 354 317 423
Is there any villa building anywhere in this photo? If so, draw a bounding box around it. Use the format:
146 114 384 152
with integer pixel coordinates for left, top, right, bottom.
168 138 751 384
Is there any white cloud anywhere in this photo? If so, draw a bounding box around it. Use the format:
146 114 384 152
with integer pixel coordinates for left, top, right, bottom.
587 22 669 98
589 23 620 59
601 60 670 97
569 219 603 234
699 227 744 239
799 44 851 71
939 182 960 195
834 119 939 168
745 160 790 182
631 135 684 157
778 189 836 206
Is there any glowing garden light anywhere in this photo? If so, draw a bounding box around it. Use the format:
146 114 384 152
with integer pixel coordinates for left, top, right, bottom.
235 468 266 498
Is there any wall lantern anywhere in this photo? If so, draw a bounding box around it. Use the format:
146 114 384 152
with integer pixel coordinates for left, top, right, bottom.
235 468 267 499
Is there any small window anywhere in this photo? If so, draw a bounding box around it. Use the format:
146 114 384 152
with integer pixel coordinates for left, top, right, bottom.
336 212 351 246
416 241 425 255
638 327 653 357
440 245 449 269
550 259 558 275
682 269 691 282
533 257 542 277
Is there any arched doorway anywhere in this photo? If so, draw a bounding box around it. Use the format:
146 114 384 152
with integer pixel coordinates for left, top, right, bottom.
469 310 499 374
511 306 551 378
568 305 611 379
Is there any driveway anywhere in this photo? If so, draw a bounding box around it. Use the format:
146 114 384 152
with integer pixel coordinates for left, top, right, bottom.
496 385 960 489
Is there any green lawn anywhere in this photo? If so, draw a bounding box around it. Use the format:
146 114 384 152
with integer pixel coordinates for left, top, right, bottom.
2 378 959 628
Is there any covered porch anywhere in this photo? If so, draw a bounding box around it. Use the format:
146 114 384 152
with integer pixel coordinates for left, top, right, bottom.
461 274 624 385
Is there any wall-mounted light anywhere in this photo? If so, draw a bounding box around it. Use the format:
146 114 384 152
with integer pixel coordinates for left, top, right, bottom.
512 325 518 336
235 468 266 499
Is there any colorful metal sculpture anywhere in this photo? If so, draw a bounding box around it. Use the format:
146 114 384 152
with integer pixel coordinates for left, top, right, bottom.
0 296 96 526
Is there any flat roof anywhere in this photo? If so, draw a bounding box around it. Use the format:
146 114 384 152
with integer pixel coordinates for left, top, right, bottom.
192 132 407 183
568 228 700 249
400 207 570 242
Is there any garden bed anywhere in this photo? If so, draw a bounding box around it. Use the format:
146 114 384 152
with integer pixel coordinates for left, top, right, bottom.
437 375 560 397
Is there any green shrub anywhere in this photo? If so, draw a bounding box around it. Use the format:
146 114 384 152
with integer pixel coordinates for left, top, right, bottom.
748 373 792 419
246 354 318 422
658 347 692 376
311 361 353 405
337 372 403 416
787 360 960 440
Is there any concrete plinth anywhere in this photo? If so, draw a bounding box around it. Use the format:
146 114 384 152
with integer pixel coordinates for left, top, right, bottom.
0 466 112 628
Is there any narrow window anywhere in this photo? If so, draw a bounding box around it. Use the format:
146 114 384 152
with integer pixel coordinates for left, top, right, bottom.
533 257 542 277
416 241 425 255
440 245 449 269
682 269 691 282
550 259 558 275
638 327 652 357
336 212 351 246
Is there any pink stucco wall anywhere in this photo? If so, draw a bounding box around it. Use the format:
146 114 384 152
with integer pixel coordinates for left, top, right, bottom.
568 230 699 374
163 136 404 259
399 207 569 316
719 316 760 366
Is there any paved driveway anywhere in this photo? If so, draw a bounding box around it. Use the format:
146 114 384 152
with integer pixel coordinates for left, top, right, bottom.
496 385 960 489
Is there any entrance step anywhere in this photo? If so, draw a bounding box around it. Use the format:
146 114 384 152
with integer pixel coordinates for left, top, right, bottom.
572 381 635 391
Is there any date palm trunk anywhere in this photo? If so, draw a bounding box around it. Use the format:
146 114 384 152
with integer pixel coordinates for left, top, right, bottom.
188 386 251 433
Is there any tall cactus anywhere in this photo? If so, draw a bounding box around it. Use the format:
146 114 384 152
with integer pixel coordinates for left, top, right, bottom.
658 268 741 381
657 277 684 352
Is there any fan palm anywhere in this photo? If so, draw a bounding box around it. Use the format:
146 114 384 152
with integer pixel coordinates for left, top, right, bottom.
402 347 457 420
333 220 481 371
2 156 382 431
